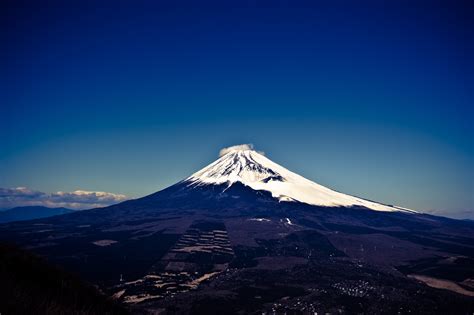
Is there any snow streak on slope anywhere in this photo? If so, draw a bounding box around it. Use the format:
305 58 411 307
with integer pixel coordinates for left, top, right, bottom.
186 148 415 213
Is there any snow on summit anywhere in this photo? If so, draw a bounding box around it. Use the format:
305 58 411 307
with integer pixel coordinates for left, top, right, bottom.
187 144 415 213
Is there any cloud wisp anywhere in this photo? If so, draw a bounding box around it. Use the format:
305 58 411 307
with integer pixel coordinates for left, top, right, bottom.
219 144 265 157
0 187 128 210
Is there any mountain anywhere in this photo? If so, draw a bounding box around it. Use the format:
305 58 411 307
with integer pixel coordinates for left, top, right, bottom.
0 206 73 223
0 146 473 314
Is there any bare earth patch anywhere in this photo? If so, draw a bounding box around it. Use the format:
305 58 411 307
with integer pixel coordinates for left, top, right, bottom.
408 274 474 297
92 239 118 247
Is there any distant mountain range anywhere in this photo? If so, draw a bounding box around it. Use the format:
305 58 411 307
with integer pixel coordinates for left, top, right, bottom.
0 206 73 223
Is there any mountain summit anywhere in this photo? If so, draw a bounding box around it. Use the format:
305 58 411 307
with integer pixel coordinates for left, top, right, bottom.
185 145 414 213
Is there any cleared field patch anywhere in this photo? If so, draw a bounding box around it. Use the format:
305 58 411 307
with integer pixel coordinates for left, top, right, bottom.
408 274 474 297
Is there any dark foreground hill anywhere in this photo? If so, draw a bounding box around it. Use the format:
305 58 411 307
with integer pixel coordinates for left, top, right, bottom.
0 243 127 315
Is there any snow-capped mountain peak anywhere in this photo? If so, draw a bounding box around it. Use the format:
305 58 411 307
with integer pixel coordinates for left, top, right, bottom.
186 146 415 213
188 149 281 185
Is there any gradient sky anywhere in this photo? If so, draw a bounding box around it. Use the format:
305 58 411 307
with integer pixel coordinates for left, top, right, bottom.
1 1 473 218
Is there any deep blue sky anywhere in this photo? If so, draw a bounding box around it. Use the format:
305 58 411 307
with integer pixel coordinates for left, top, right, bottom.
1 0 473 218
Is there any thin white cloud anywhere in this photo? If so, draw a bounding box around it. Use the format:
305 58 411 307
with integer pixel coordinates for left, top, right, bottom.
0 187 128 210
219 144 265 157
